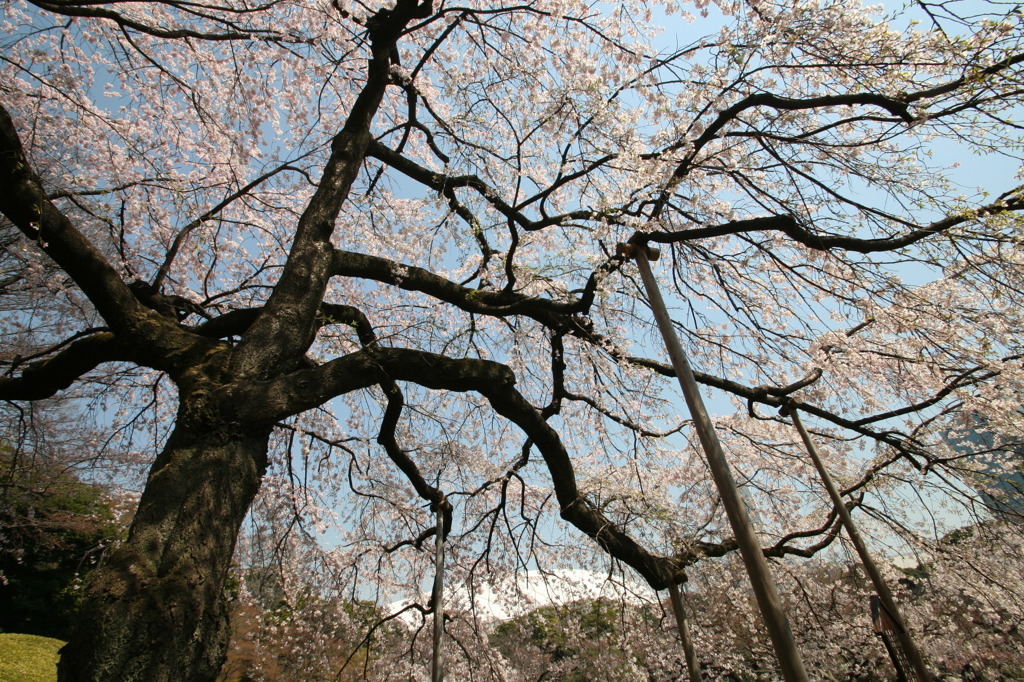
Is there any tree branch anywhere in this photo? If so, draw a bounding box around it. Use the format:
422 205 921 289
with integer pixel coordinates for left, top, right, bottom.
0 332 124 400
27 0 291 41
638 191 1024 254
153 163 304 290
224 347 687 589
366 139 596 231
0 103 148 331
229 0 433 380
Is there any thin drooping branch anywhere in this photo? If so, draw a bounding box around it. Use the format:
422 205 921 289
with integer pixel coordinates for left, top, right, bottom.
655 52 1024 190
904 51 1024 104
563 389 689 439
366 139 598 231
763 504 848 559
153 163 304 290
623 355 928 466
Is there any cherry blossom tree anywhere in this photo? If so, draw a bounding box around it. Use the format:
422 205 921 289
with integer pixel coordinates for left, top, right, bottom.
1 0 1023 678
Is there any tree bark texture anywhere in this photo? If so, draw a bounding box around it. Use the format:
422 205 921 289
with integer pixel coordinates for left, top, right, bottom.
57 417 270 682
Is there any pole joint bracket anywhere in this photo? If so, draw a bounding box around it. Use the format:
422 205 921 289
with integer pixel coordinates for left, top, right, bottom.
616 242 661 261
779 396 804 417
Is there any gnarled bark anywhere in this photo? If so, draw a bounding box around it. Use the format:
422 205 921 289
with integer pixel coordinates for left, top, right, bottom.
57 414 270 682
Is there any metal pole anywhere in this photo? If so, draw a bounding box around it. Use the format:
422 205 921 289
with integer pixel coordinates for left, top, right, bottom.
782 401 931 681
431 502 445 682
624 244 809 682
668 583 702 682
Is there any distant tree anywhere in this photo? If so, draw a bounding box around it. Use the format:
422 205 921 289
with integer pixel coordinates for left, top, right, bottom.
0 442 119 639
484 533 1024 681
675 536 1024 681
490 597 663 680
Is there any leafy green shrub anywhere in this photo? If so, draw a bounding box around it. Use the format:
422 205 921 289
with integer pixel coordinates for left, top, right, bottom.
0 446 120 639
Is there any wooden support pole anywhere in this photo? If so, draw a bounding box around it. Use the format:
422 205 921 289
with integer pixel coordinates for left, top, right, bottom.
431 501 445 682
781 401 931 682
621 243 809 682
668 583 702 682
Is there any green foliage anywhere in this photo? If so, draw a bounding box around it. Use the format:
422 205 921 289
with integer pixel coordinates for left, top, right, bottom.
0 445 119 639
0 633 64 682
509 598 621 660
491 598 657 680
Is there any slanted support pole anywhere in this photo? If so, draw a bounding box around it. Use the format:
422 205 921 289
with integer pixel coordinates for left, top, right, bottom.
781 400 931 681
668 583 701 682
431 498 446 682
619 242 809 682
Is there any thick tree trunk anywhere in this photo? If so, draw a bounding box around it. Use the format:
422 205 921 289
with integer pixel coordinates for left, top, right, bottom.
57 417 270 682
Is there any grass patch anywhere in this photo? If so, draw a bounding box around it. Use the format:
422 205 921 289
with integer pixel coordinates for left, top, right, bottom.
0 633 64 682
